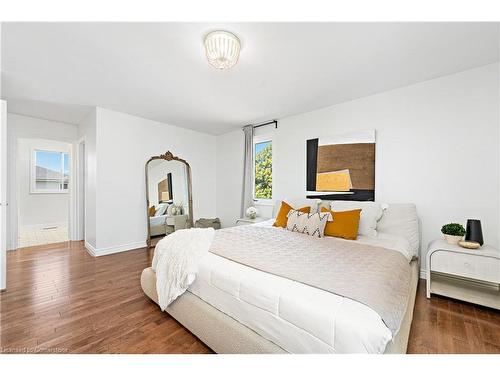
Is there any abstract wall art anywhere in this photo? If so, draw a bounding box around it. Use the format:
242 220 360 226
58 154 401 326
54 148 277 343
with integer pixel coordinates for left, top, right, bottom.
306 130 376 201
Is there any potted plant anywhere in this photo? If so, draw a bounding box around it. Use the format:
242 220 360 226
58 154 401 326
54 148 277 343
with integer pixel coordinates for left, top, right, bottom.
441 223 466 245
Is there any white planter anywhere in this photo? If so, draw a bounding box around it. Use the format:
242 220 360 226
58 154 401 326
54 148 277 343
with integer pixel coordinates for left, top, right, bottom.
443 234 463 245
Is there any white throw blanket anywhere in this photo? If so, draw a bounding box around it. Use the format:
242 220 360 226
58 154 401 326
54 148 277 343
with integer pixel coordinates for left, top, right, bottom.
152 228 215 310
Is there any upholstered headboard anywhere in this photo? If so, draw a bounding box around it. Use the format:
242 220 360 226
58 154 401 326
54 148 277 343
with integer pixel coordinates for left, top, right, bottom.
320 201 420 254
376 203 420 254
273 199 420 255
272 198 322 217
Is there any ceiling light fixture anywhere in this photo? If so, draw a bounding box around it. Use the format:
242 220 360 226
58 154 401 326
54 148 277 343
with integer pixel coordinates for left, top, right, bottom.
204 30 241 70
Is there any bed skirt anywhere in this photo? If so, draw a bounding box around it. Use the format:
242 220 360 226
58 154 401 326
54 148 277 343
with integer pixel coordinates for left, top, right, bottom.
140 260 419 354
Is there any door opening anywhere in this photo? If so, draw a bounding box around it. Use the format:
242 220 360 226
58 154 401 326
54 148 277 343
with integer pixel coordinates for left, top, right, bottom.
16 138 72 248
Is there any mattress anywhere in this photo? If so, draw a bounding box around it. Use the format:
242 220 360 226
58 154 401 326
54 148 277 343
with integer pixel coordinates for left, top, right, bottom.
141 261 418 354
186 223 414 354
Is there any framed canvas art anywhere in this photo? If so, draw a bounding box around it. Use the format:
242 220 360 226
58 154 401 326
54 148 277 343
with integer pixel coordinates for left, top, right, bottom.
306 130 375 201
158 172 173 203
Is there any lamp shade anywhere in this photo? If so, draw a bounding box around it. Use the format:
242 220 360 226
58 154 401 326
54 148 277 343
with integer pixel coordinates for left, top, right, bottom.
465 219 483 246
204 30 241 70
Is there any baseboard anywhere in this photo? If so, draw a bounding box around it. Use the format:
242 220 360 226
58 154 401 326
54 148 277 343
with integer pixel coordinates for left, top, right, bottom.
84 241 98 256
85 240 147 257
21 222 67 231
420 268 427 279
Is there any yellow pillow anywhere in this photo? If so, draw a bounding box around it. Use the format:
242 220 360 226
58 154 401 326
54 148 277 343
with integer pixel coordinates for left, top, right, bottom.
273 201 311 228
149 206 156 217
321 207 361 240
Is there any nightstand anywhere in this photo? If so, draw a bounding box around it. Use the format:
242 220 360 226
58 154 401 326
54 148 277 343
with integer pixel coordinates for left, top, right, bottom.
235 217 270 226
166 214 188 232
426 239 500 309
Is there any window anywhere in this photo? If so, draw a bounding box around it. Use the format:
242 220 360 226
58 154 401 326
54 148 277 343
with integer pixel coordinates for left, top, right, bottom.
253 138 272 201
31 150 69 193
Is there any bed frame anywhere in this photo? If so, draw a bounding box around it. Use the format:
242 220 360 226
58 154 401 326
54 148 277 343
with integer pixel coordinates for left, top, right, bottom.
140 259 419 354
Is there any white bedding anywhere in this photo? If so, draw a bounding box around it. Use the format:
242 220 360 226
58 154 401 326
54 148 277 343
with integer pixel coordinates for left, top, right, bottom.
187 220 412 354
150 214 168 227
255 219 413 260
153 228 214 309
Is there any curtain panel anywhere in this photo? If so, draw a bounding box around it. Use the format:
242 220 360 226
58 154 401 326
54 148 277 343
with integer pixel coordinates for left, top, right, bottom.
241 125 254 217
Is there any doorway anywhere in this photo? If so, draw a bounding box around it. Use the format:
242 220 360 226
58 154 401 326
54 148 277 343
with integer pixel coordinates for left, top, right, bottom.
16 138 72 248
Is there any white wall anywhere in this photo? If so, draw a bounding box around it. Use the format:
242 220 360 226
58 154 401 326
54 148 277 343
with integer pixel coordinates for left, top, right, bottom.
1 100 7 290
0 23 3 99
0 30 5 289
16 138 71 227
216 130 245 226
216 64 500 273
87 107 216 254
7 113 78 250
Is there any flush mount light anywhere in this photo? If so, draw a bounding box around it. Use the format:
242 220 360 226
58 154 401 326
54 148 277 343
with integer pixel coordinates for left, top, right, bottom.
204 30 241 70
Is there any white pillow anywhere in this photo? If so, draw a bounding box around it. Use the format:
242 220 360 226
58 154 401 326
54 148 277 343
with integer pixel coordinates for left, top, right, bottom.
376 203 419 258
154 203 169 217
273 198 321 217
330 201 388 237
286 210 331 238
166 204 175 216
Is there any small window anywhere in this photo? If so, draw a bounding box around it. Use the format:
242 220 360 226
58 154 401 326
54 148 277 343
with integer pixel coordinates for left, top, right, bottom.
31 150 70 193
253 139 272 200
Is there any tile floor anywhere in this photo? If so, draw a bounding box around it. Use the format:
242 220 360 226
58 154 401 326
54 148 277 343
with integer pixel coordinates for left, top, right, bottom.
18 224 69 248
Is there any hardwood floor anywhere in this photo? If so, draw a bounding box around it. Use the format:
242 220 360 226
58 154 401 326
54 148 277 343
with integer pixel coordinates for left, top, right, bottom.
408 280 500 353
0 241 211 354
1 241 499 354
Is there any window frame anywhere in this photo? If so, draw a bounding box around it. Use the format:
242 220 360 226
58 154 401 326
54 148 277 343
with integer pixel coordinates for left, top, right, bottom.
252 134 274 204
30 148 70 194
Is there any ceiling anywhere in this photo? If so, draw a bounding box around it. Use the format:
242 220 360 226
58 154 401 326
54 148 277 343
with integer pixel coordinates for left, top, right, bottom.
2 22 499 134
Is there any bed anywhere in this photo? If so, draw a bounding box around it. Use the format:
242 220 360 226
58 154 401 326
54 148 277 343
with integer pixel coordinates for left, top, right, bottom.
141 203 420 354
150 214 168 236
149 214 175 236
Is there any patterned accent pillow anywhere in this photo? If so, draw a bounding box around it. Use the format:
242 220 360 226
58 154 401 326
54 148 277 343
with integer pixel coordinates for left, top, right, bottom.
286 210 332 238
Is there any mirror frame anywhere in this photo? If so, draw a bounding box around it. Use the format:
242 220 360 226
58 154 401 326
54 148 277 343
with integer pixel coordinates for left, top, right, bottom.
145 151 194 247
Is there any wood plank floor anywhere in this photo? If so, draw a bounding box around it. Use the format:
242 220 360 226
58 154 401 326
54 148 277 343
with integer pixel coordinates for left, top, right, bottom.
408 277 500 353
0 241 212 354
1 241 499 354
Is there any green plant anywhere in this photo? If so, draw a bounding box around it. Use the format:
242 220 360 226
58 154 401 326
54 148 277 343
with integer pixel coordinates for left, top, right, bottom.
441 223 466 236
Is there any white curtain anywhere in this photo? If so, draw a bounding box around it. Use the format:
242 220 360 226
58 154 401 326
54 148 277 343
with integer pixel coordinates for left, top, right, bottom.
241 125 254 217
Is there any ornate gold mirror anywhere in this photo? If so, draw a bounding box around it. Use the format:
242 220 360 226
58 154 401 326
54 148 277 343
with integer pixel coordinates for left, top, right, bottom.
145 151 193 247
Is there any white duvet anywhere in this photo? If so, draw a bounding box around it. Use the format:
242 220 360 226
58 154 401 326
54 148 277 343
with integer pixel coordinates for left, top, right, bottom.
149 214 168 227
188 252 393 353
